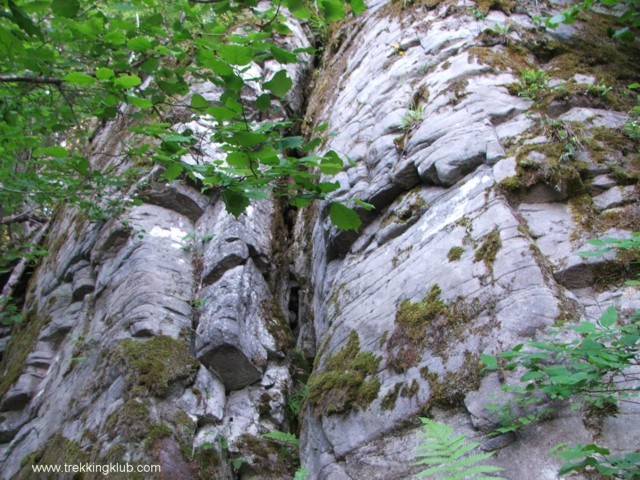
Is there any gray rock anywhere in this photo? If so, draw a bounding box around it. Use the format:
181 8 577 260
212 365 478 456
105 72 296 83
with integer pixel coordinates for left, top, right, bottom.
559 107 628 129
71 265 95 301
142 181 208 222
593 185 638 212
590 174 617 191
178 366 226 423
492 157 517 183
196 262 280 391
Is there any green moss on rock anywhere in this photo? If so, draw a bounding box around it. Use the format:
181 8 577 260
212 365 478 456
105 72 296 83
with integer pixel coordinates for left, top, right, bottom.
144 423 172 450
386 285 447 372
474 228 502 272
260 300 294 351
401 379 420 398
387 287 485 372
421 352 482 411
117 335 198 397
307 331 381 415
17 434 88 480
234 433 299 477
0 308 50 399
106 398 152 442
447 246 464 262
381 383 402 410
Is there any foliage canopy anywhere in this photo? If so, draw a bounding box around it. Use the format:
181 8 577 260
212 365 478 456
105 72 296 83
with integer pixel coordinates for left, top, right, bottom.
0 0 366 315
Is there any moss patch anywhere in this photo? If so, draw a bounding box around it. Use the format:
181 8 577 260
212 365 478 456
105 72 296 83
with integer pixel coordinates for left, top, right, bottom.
117 335 198 397
381 383 402 410
421 351 482 411
447 246 464 262
307 331 381 416
17 434 88 480
106 398 152 442
234 433 299 477
476 0 515 15
0 307 50 399
144 423 172 450
386 285 447 372
387 287 485 372
474 228 502 273
400 379 420 398
260 300 294 351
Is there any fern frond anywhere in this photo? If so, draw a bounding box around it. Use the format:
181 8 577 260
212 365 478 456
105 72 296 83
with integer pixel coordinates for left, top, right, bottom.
262 430 299 448
414 418 506 480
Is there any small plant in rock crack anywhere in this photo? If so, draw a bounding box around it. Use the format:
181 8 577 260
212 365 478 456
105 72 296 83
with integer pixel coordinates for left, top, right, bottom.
181 231 215 252
538 115 582 162
400 103 425 132
470 8 486 20
288 382 309 417
294 467 308 480
414 418 505 479
625 83 640 139
485 22 511 36
517 69 550 100
587 80 613 97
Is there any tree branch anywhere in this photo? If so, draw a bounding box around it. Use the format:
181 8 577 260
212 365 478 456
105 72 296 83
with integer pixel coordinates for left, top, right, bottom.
0 211 45 225
0 75 63 85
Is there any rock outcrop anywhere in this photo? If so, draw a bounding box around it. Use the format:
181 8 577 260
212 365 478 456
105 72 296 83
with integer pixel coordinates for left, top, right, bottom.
1 1 639 479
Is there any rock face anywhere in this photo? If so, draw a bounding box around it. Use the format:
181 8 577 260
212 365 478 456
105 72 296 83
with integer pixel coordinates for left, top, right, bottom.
1 1 640 479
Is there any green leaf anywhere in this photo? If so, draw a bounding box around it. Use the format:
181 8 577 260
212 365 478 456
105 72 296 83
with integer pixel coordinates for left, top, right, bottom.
217 44 254 66
127 96 153 108
206 106 238 122
104 30 127 45
275 136 304 150
190 93 210 110
95 68 115 80
62 72 95 85
481 353 498 370
349 0 367 15
128 36 152 52
599 306 618 327
572 322 596 334
270 45 298 64
227 131 266 147
163 163 183 181
262 430 300 448
51 0 80 18
256 93 271 112
114 75 142 89
354 198 374 211
222 189 250 218
38 146 69 158
318 181 340 194
329 202 361 232
8 1 43 38
286 0 311 18
226 152 250 168
320 150 344 174
320 0 346 22
264 70 292 98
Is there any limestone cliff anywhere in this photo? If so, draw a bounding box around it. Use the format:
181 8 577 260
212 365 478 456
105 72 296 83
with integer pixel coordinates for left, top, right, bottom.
1 1 639 479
